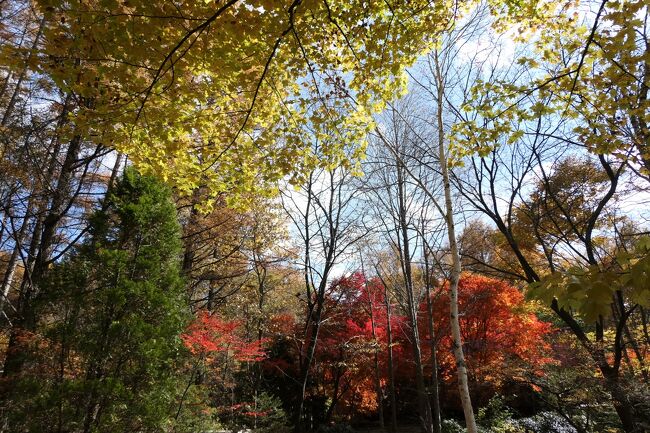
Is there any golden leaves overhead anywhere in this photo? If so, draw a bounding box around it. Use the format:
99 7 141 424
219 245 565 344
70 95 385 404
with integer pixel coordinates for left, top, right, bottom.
26 0 460 206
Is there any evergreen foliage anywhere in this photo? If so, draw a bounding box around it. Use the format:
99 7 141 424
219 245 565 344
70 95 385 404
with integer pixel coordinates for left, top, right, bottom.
5 168 189 432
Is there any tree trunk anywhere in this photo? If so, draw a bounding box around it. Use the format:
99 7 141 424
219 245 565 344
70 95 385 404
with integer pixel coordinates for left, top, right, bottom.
0 204 31 316
423 243 442 433
361 253 385 429
370 305 385 429
396 160 433 433
296 305 323 433
602 368 644 433
381 274 398 433
1 16 46 127
2 133 82 378
434 49 477 433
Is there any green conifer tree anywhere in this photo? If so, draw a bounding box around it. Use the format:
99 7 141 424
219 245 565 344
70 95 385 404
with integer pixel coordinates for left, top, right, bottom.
7 168 189 432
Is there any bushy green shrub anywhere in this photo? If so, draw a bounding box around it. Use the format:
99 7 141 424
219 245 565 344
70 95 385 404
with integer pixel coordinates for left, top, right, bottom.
477 395 520 433
441 419 465 433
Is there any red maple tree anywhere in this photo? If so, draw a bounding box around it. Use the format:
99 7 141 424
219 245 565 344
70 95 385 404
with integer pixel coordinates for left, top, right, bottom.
182 311 267 361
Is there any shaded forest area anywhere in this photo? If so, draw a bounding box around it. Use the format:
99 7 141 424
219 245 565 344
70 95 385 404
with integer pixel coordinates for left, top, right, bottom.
0 1 649 433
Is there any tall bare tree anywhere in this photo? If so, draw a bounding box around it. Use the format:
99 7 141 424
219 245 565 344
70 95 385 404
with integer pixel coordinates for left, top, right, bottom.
281 148 367 432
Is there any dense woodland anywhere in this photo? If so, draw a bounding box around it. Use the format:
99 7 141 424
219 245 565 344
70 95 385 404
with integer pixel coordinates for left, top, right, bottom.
0 0 649 432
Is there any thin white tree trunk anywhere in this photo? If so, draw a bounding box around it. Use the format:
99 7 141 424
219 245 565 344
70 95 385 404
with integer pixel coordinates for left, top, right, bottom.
0 214 30 313
434 49 478 433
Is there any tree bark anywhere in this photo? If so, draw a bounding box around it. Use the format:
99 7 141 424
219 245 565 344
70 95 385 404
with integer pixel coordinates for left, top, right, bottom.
423 243 442 433
1 16 46 127
379 272 399 433
0 202 31 315
434 49 478 433
396 158 433 433
3 133 82 378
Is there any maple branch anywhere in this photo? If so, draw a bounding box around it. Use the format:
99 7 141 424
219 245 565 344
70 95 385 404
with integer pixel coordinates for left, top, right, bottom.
567 0 608 97
203 0 303 172
135 0 241 125
322 0 361 64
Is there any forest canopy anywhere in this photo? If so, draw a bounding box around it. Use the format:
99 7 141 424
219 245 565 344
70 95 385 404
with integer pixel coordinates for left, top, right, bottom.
0 0 648 433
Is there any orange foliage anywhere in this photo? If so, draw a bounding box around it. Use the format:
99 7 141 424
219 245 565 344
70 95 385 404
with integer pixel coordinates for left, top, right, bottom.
182 311 267 361
264 272 553 419
421 274 552 389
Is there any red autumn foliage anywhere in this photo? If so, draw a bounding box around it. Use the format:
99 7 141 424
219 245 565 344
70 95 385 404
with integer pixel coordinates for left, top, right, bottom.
265 272 553 420
308 273 406 418
418 274 552 398
182 311 267 361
